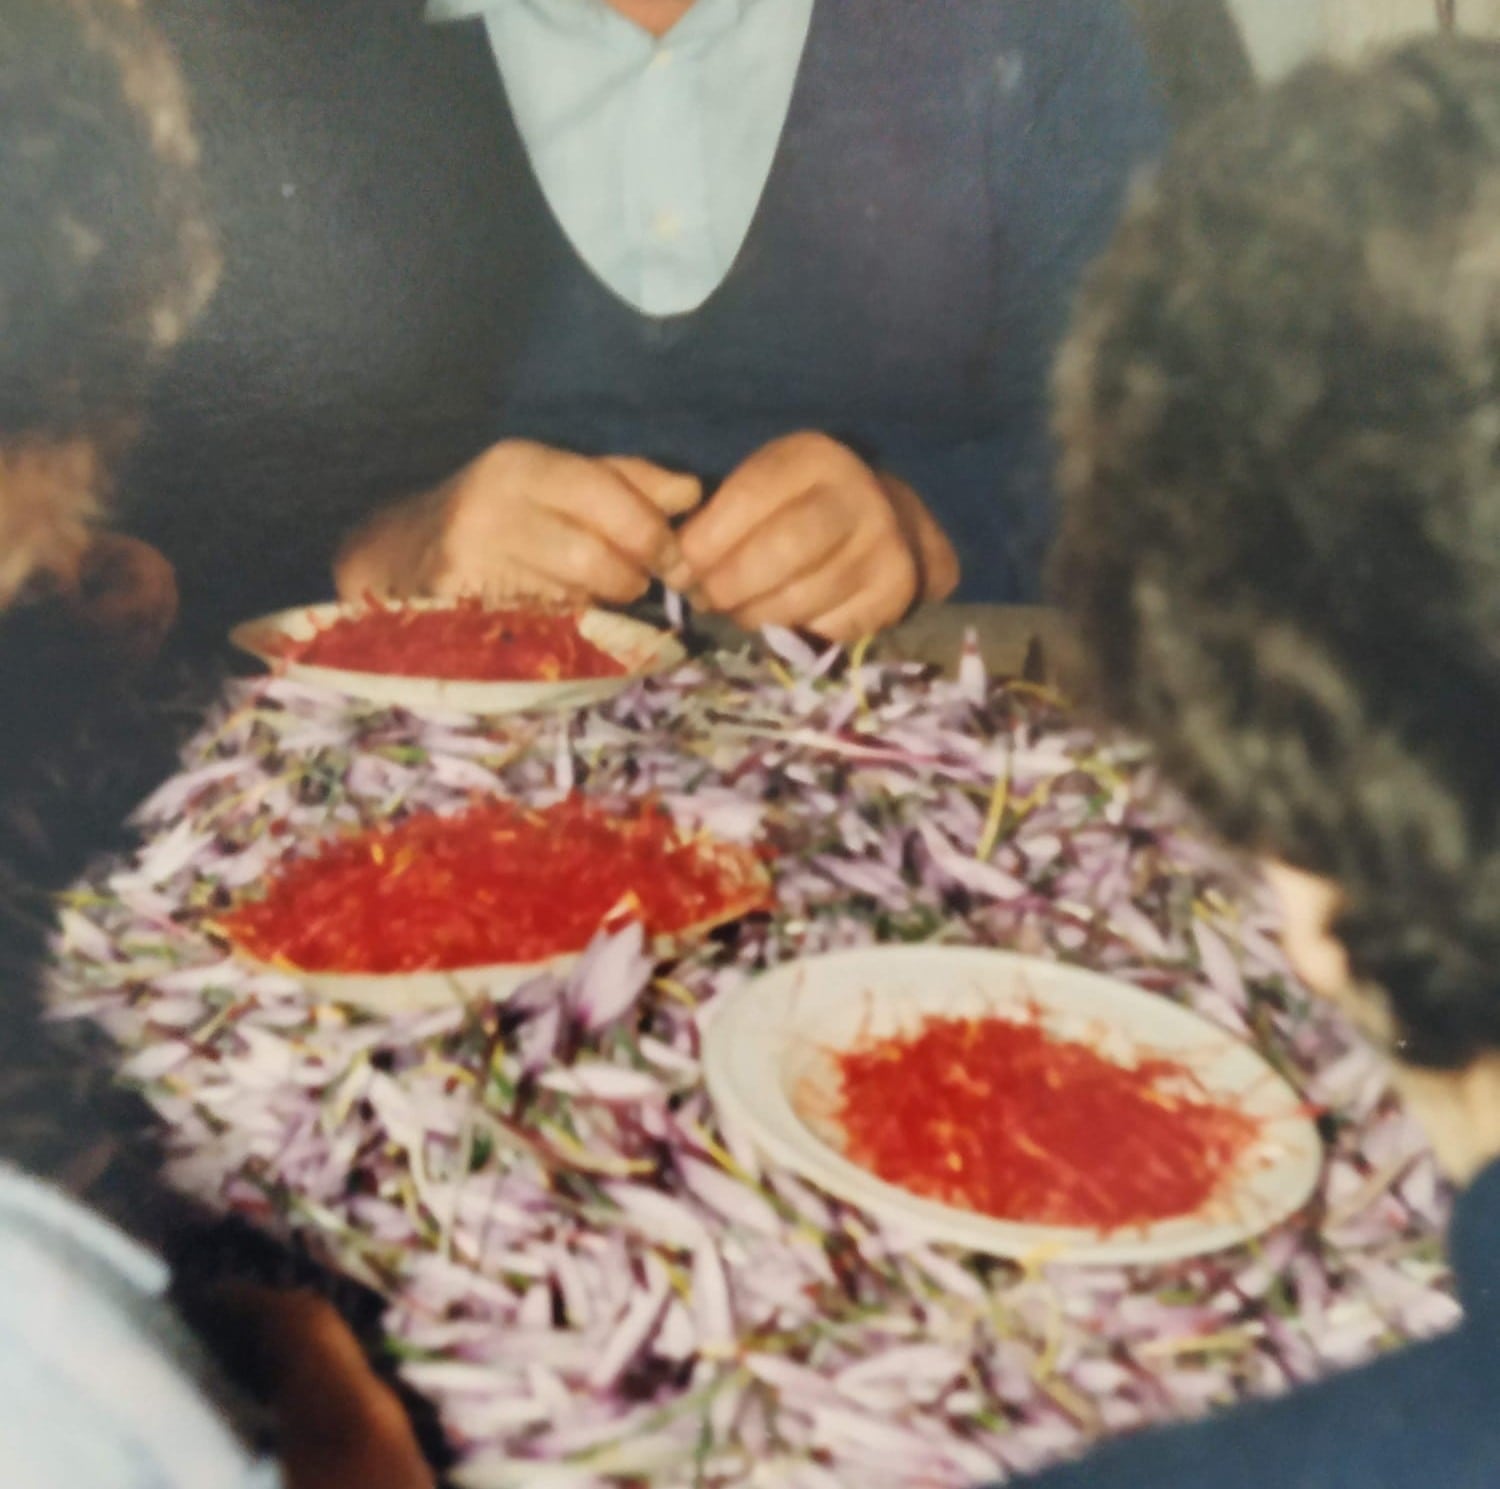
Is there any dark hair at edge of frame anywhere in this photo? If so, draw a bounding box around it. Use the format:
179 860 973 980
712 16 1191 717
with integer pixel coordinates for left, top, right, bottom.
0 0 217 448
0 0 217 1201
0 11 451 1463
0 0 219 954
1050 37 1500 1071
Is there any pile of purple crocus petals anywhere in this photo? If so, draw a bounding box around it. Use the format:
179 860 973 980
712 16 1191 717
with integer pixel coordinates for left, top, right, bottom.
45 632 1458 1489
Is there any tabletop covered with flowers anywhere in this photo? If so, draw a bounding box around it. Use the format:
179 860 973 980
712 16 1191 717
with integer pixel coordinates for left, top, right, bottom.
45 626 1459 1489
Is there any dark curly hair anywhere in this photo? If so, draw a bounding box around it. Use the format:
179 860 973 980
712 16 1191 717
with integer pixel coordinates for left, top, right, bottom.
0 0 217 605
0 0 216 959
1 0 216 438
0 10 449 1465
1052 38 1500 1071
0 0 215 1222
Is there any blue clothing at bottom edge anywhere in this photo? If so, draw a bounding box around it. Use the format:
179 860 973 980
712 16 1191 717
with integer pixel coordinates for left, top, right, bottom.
1014 1157 1500 1489
0 1164 280 1489
3 1155 1492 1488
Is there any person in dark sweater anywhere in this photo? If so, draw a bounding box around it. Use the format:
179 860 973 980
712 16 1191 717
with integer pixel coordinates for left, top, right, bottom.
1025 36 1500 1489
126 0 1191 643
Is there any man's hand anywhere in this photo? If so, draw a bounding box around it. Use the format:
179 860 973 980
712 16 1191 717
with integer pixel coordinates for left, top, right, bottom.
671 433 958 641
335 441 701 607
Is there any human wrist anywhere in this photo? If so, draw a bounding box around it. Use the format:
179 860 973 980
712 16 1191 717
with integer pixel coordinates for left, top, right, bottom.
880 472 959 604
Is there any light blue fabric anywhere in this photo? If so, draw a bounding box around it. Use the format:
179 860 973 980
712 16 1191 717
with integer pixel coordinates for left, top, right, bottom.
426 0 815 315
0 1165 281 1489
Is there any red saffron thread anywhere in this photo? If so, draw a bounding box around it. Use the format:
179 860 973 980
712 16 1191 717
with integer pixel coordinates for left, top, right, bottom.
220 797 770 973
832 1014 1261 1231
280 599 626 681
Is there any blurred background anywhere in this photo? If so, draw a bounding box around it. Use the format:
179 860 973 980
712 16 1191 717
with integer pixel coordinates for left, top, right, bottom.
1230 0 1500 78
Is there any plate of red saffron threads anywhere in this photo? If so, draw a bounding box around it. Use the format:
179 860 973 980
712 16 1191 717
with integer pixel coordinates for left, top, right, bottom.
230 597 686 714
703 946 1323 1266
216 795 773 1012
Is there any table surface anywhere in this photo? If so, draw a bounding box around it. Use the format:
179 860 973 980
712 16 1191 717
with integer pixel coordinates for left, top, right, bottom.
689 604 1077 682
46 621 1456 1489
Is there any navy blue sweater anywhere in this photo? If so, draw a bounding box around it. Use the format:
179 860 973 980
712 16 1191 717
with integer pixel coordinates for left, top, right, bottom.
1019 1158 1500 1489
129 0 1166 635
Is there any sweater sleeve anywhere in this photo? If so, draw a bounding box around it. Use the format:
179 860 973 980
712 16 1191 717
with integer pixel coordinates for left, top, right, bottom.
884 1 1168 604
998 1323 1500 1489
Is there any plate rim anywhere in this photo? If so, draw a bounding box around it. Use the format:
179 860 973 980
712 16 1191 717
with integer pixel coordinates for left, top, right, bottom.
229 950 579 1014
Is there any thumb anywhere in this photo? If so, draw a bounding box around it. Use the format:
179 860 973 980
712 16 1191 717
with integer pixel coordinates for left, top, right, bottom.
602 456 703 518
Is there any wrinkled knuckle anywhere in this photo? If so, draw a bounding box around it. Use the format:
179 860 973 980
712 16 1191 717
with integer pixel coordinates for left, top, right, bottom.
603 565 650 604
817 497 858 546
560 531 607 586
784 429 841 462
698 569 733 610
442 481 504 552
618 515 665 569
483 438 537 477
458 450 506 500
767 522 813 578
678 521 714 571
460 442 543 512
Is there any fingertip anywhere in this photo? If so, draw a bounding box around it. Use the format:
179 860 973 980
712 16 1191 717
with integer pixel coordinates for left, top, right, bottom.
676 508 722 573
602 457 703 517
656 471 703 517
605 572 654 607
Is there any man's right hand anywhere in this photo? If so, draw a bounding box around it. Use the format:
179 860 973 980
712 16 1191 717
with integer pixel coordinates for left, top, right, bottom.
334 440 701 606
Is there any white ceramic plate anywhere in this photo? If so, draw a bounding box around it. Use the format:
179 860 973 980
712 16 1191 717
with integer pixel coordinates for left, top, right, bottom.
230 601 686 715
703 946 1323 1267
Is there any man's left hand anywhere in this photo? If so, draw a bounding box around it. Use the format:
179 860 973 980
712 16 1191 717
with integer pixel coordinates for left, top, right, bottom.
672 433 957 641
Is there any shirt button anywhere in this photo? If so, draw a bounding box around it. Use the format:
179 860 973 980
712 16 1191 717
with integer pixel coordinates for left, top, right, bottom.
652 210 684 241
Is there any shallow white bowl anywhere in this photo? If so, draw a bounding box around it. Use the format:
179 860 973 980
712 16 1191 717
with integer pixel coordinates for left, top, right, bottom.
234 952 579 1015
230 601 686 715
703 945 1323 1267
227 846 772 1015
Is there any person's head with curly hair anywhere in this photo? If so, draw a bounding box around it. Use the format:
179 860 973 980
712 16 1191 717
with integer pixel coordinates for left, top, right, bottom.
1053 37 1500 1180
0 0 216 608
0 0 218 900
0 0 216 1186
0 11 444 1483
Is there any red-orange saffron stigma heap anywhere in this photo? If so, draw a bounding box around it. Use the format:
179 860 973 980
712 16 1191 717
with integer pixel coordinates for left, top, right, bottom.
833 1015 1261 1230
221 797 769 973
282 598 626 681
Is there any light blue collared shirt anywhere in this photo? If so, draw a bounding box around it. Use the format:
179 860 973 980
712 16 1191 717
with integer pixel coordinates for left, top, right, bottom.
426 0 815 317
0 1165 281 1488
